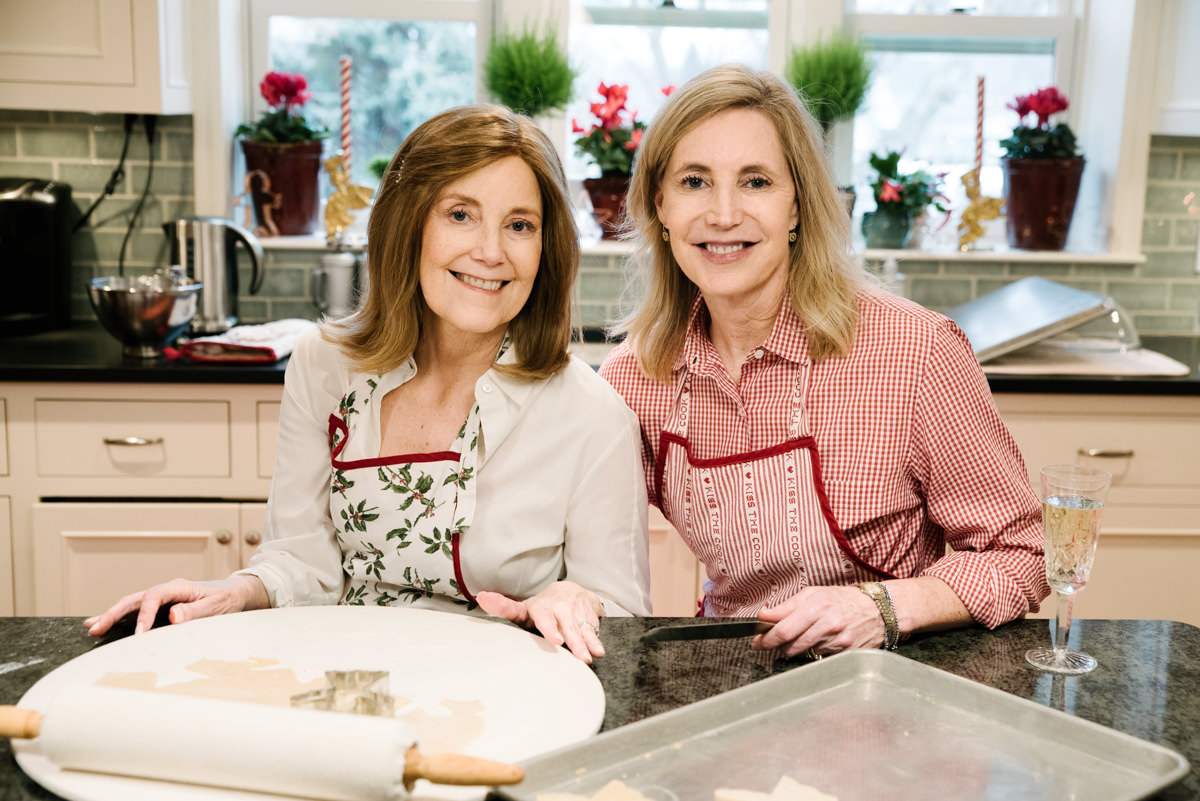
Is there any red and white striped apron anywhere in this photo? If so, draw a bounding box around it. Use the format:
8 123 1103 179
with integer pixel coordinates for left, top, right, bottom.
653 364 895 617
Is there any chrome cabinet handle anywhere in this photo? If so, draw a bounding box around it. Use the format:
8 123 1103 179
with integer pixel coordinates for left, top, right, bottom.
1078 448 1135 459
215 530 233 544
244 530 262 546
103 436 164 446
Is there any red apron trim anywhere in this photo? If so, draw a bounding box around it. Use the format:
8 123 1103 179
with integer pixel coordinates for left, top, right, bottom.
451 530 475 604
805 446 898 581
328 414 461 470
655 428 896 585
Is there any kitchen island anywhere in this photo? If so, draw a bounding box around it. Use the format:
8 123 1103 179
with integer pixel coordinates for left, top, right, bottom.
0 616 1196 800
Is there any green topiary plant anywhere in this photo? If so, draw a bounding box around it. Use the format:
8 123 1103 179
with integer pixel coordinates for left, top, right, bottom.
483 25 576 118
367 154 391 182
784 32 873 137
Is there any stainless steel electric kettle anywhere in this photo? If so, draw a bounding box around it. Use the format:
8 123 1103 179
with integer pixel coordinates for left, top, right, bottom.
164 216 265 334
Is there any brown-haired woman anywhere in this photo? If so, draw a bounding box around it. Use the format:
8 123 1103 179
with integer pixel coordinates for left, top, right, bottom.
600 65 1048 659
87 106 651 663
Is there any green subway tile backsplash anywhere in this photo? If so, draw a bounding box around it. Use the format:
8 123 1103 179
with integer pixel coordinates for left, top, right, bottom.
20 126 90 158
2 111 1198 335
1181 152 1200 181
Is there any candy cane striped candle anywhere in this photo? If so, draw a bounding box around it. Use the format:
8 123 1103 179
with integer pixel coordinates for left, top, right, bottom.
340 56 352 175
975 76 984 172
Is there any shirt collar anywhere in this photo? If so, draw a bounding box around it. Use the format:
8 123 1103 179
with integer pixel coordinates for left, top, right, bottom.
673 293 811 374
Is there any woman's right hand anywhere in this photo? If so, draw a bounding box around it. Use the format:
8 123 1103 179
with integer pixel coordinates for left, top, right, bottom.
83 575 270 637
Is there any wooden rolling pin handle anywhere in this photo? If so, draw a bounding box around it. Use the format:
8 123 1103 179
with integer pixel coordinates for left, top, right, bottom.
0 707 43 740
403 749 524 790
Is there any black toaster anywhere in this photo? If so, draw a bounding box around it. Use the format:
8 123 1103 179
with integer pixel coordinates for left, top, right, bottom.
0 177 73 336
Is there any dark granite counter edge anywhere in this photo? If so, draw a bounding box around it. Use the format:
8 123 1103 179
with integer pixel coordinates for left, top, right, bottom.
1 325 1197 394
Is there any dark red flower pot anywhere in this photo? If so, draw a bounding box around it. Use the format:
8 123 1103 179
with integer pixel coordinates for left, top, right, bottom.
583 174 631 240
240 140 324 236
1002 157 1085 251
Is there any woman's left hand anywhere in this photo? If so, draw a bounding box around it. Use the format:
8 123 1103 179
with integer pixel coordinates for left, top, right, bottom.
752 585 885 659
476 582 605 664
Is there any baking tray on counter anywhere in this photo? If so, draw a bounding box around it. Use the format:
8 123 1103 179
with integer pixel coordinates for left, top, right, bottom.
497 650 1188 801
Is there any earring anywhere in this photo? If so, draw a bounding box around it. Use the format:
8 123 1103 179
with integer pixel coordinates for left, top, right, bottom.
789 229 798 244
662 227 670 242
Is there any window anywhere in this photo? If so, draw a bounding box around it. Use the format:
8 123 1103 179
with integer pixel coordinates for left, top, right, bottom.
843 4 1076 247
566 0 770 180
248 0 485 190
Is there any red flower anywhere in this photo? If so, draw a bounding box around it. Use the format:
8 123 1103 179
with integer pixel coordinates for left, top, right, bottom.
571 119 587 134
1006 94 1033 121
662 85 676 97
1026 87 1069 127
259 71 312 111
625 128 643 151
879 179 902 204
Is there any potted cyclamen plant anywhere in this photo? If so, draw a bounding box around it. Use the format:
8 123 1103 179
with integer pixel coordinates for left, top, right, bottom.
999 86 1084 250
573 83 661 239
861 150 949 249
236 71 329 236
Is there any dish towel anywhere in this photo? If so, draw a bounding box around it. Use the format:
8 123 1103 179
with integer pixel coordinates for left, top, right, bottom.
179 318 318 363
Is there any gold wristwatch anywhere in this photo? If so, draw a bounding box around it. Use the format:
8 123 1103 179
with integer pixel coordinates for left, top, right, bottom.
857 582 899 651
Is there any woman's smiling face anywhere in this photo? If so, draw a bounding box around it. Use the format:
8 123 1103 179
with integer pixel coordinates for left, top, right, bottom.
419 155 543 341
654 108 798 311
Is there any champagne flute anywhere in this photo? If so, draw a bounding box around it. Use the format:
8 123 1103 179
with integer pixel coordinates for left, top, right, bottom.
1025 464 1111 674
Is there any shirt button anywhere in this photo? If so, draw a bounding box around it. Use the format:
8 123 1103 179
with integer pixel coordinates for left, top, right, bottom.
753 348 765 359
481 384 493 393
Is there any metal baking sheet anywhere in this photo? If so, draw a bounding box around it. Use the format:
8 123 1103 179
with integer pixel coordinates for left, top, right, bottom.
497 650 1188 801
944 276 1113 362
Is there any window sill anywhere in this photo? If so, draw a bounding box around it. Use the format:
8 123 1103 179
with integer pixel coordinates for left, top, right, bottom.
259 234 366 252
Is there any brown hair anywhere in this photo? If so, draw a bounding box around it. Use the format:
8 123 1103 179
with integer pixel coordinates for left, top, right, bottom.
325 105 578 380
614 64 867 381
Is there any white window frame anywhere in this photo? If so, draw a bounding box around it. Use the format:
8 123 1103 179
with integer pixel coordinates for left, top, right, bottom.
246 0 489 115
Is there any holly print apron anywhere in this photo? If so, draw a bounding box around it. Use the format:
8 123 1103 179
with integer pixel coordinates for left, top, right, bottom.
654 364 895 617
327 371 481 608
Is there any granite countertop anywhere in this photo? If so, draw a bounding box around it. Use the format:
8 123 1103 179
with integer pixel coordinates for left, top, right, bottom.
1 616 1197 800
1 323 1198 395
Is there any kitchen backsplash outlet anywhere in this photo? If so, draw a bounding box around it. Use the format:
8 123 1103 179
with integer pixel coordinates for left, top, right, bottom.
1 110 1197 335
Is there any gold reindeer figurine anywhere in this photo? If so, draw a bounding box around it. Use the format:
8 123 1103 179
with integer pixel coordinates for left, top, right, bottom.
957 168 1004 251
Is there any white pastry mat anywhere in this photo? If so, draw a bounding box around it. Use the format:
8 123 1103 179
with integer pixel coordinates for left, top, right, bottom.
14 606 604 801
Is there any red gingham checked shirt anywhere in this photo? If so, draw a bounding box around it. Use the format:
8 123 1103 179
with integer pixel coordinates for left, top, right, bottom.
600 290 1050 628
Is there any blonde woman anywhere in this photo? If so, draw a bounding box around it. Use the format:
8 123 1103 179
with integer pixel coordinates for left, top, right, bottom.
88 106 651 663
600 65 1048 659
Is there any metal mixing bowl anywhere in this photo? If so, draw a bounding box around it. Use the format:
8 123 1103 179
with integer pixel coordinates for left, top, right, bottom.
87 274 203 359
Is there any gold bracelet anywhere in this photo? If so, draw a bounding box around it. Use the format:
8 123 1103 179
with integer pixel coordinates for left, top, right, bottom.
856 582 900 651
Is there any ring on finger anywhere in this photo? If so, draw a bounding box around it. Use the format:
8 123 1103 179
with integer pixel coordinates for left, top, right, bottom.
577 619 599 637
804 647 823 661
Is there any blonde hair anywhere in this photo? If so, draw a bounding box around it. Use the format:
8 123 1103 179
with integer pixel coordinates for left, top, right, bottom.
325 105 578 380
614 64 867 381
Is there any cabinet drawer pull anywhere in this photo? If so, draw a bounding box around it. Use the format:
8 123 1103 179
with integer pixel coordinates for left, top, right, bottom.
215 529 233 544
103 436 164 447
1078 448 1134 459
244 530 262 546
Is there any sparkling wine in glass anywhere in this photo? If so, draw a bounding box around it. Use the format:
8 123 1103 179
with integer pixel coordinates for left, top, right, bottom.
1026 464 1111 675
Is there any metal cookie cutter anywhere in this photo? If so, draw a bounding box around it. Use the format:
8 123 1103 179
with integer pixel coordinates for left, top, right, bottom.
289 670 396 717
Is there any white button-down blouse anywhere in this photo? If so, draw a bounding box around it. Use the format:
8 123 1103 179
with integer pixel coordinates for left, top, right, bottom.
239 329 652 617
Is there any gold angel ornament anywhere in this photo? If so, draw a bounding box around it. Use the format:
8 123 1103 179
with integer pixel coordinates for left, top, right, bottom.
323 155 373 244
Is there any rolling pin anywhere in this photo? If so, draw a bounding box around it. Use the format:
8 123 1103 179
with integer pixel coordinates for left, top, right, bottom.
0 685 523 801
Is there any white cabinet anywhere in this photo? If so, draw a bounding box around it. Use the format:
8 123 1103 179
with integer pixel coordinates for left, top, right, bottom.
0 0 190 114
1153 0 1200 135
0 381 280 616
33 500 264 616
0 497 12 617
994 393 1200 627
648 506 703 617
